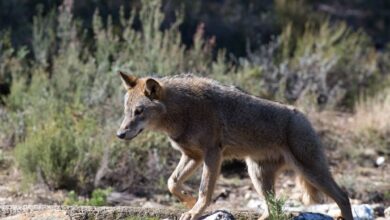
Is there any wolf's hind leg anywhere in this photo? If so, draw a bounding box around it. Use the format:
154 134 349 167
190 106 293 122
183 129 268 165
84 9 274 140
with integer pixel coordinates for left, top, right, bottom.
297 175 324 205
246 158 284 220
286 111 353 220
168 153 202 208
292 159 353 220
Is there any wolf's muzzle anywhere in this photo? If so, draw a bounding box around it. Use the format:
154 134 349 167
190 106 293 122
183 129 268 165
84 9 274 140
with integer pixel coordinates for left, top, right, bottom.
116 131 126 139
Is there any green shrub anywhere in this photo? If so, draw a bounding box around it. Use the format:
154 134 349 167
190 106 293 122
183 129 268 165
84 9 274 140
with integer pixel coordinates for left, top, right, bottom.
7 0 214 195
14 105 104 191
64 188 112 206
0 149 13 169
266 193 289 220
0 31 28 94
245 21 379 110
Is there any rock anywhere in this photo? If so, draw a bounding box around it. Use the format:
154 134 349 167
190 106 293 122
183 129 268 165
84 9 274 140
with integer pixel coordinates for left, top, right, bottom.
384 206 390 218
2 210 70 220
293 212 333 220
363 149 376 157
199 210 235 220
375 156 385 167
305 204 337 215
107 191 137 205
304 203 375 219
371 204 385 217
352 204 374 220
284 204 304 214
244 191 252 200
246 199 264 209
141 201 167 209
327 205 341 218
295 204 375 220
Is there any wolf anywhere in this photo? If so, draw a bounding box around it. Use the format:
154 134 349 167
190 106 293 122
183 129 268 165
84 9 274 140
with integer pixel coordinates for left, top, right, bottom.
116 72 353 220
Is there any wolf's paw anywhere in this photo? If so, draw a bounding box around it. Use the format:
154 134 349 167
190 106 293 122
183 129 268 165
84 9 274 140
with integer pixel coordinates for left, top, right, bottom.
180 211 201 220
258 211 269 220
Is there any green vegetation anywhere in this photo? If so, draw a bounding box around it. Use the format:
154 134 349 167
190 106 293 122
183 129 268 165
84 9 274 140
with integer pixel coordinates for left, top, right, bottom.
0 0 389 203
64 188 112 206
266 194 290 220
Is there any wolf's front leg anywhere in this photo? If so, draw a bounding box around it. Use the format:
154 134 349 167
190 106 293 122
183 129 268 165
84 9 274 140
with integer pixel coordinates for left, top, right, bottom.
180 148 222 220
168 153 202 208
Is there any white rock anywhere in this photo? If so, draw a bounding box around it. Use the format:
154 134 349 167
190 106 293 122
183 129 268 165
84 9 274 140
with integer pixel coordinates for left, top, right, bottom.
327 205 341 218
352 204 374 220
244 191 252 200
384 206 390 218
285 206 305 213
246 199 264 209
200 210 235 220
305 204 335 215
375 156 385 166
304 204 374 219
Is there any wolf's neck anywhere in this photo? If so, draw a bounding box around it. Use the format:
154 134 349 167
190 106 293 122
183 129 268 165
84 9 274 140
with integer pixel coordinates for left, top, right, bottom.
156 101 188 140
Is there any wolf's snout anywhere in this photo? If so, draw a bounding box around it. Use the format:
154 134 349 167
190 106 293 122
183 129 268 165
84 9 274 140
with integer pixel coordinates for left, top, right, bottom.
116 131 126 139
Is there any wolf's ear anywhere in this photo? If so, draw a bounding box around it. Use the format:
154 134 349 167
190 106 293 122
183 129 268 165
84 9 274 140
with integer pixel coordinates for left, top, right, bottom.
119 71 137 89
145 78 162 100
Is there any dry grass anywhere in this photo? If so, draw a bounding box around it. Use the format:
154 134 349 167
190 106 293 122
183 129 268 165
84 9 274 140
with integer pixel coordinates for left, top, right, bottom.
353 89 390 135
307 89 390 161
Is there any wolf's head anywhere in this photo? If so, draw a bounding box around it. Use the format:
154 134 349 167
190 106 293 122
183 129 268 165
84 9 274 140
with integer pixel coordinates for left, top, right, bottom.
116 71 166 140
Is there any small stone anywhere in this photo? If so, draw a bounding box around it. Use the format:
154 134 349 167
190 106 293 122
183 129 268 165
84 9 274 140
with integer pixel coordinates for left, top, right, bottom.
371 204 385 217
305 204 333 215
352 204 374 220
384 206 390 218
200 210 235 220
363 149 376 157
246 199 263 209
327 206 341 218
107 191 136 205
244 191 252 200
375 156 385 167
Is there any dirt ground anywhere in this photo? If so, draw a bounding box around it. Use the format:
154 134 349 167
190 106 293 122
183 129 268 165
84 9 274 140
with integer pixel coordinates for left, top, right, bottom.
0 153 388 217
0 111 389 219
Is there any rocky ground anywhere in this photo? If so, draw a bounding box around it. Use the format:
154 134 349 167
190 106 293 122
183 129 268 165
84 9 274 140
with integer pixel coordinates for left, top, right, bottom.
0 156 388 219
0 111 389 219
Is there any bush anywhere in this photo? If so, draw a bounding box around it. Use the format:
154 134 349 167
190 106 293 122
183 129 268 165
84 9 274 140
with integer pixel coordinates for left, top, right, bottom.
14 103 104 192
266 193 289 220
7 0 214 195
64 188 112 206
0 32 28 101
244 21 379 110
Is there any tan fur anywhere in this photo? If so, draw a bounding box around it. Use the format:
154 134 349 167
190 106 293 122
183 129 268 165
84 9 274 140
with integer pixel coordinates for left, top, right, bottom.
117 72 353 220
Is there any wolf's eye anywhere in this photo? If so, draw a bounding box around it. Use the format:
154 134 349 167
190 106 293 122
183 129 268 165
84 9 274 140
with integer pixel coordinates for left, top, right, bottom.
134 107 144 116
